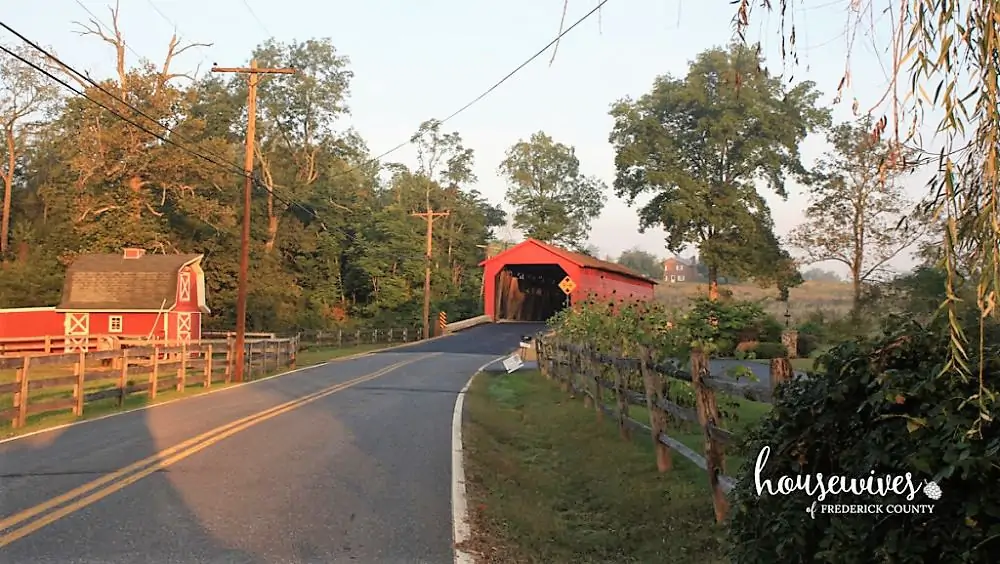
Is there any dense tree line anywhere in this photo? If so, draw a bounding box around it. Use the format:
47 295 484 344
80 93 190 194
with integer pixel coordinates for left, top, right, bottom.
0 26 514 332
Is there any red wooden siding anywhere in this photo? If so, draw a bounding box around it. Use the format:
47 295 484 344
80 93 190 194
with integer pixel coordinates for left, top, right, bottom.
479 239 656 320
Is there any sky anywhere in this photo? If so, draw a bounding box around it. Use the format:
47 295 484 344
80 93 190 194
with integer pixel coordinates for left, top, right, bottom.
4 0 928 275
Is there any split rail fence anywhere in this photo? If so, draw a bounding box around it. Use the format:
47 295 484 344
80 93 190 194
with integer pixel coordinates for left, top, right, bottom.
0 337 298 430
297 327 424 349
535 336 792 524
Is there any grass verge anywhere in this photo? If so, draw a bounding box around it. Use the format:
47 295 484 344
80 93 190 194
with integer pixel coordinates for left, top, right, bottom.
461 369 729 564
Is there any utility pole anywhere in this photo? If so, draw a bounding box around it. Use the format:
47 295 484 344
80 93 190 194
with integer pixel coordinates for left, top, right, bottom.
211 59 295 382
411 207 450 339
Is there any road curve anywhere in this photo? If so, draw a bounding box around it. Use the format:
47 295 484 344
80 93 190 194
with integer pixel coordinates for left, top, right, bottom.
0 322 539 564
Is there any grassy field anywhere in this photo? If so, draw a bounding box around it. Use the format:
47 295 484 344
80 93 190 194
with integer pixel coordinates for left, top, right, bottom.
656 280 853 320
0 343 397 439
461 369 736 563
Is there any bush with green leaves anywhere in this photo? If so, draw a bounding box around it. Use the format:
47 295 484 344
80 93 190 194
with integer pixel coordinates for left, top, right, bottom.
749 341 787 359
727 316 1000 563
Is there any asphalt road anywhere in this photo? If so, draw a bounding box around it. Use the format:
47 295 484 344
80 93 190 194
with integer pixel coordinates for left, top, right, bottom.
0 322 540 564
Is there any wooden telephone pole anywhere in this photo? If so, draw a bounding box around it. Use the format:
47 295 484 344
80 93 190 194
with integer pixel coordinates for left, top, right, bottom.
211 60 295 382
411 207 450 339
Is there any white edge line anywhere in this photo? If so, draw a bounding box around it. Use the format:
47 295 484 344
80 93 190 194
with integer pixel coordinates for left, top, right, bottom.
0 330 466 446
452 354 507 564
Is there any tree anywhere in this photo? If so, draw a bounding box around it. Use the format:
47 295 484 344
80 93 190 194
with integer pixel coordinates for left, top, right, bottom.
802 268 842 282
609 43 828 299
0 42 60 255
499 131 606 249
616 247 663 279
788 117 925 315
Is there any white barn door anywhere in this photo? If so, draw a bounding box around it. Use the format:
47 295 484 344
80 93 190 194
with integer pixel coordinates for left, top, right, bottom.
176 312 192 344
64 312 90 353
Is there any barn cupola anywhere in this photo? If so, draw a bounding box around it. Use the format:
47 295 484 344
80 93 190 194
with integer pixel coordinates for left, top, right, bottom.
123 248 146 260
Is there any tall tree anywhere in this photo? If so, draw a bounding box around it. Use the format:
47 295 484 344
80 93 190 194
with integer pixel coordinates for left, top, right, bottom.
499 131 606 249
0 42 60 255
252 37 354 252
608 43 828 298
616 247 663 279
788 116 925 315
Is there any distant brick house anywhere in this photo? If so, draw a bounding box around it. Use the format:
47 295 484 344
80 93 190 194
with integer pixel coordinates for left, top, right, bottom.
662 256 697 283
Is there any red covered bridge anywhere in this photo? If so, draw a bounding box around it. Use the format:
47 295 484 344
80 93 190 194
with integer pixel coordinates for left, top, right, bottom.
479 238 658 322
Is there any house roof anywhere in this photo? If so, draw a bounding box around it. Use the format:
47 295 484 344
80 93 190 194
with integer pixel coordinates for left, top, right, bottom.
665 255 697 267
480 238 659 285
57 253 203 311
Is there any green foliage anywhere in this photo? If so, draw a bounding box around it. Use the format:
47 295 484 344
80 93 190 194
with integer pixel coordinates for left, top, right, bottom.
499 130 606 248
727 316 1000 563
787 116 923 314
608 43 827 288
0 36 503 332
546 296 687 361
615 246 664 280
677 297 768 355
748 341 786 359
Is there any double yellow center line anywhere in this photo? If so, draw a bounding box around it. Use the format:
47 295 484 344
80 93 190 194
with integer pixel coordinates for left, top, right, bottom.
0 352 437 548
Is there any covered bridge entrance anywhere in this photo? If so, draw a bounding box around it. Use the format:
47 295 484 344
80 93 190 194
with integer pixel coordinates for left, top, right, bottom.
479 239 659 322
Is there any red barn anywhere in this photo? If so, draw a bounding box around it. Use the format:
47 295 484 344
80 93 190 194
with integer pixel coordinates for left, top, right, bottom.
0 249 209 353
479 238 658 322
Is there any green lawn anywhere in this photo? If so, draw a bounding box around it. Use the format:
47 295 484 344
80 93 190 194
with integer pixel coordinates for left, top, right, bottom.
461 369 730 563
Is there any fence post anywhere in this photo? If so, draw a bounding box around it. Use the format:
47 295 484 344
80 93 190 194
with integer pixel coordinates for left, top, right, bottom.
614 356 630 441
580 347 593 409
225 336 233 382
73 351 86 416
177 343 187 392
118 349 129 407
781 329 799 359
770 357 792 392
640 347 671 472
14 357 30 428
150 346 160 400
204 344 213 388
690 347 729 523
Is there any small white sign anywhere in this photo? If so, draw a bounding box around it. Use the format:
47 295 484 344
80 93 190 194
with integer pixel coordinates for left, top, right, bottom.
502 354 524 373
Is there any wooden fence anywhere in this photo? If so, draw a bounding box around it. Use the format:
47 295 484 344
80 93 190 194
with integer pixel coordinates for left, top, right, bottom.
0 337 298 430
535 336 791 524
297 327 423 348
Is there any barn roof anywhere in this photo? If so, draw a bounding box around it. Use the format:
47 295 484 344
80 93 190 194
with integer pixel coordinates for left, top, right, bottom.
57 253 203 311
480 238 659 285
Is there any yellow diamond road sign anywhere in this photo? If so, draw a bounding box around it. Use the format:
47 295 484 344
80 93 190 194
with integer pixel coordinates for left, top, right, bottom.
558 276 576 295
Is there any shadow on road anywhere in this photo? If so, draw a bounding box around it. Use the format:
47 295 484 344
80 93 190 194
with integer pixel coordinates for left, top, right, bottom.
0 322 534 562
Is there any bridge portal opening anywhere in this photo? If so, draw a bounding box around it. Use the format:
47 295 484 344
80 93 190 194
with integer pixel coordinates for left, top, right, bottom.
495 264 569 322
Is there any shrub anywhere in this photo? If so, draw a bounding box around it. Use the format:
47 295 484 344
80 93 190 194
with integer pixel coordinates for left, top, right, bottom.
750 341 787 359
727 316 1000 563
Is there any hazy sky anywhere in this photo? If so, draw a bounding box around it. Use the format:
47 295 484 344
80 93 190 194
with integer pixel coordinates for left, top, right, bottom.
5 0 926 274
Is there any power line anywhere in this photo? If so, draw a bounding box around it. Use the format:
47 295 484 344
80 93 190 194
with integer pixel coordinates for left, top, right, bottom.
240 0 273 38
307 0 613 185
